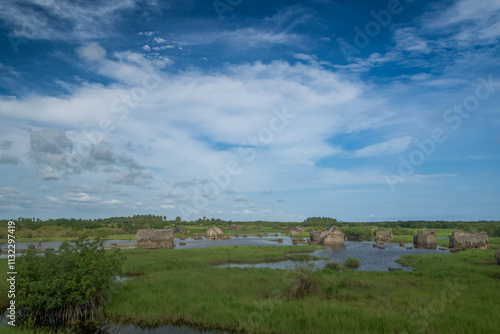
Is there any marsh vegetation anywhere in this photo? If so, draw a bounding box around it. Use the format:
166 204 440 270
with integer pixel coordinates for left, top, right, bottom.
1 218 499 333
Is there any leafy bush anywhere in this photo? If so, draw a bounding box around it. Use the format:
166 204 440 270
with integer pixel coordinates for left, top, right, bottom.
343 257 361 268
325 261 343 271
341 227 372 240
16 239 124 329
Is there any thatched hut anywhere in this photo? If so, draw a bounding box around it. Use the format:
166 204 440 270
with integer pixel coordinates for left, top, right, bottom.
253 225 262 229
413 231 437 249
376 230 393 241
494 249 500 265
449 231 489 252
319 226 345 247
228 224 242 230
309 230 323 244
136 229 174 249
205 226 224 239
289 226 307 236
174 226 190 233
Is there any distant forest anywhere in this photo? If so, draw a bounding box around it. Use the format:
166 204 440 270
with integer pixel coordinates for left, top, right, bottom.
1 215 499 239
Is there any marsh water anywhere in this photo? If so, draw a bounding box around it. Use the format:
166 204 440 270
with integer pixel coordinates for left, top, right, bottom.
1 235 448 271
219 240 449 271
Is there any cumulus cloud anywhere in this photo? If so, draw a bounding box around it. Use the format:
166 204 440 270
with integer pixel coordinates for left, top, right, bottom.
0 153 21 165
109 169 153 187
102 199 124 206
38 166 60 180
234 195 249 202
28 128 152 186
30 129 73 155
0 140 13 150
77 42 106 61
65 192 101 203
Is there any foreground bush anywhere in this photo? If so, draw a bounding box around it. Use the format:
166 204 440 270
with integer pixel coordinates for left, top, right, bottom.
285 259 321 299
344 257 361 268
16 239 124 329
325 261 343 271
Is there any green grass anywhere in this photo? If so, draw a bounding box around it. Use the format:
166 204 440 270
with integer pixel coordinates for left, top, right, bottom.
107 234 136 240
325 262 343 271
343 257 361 268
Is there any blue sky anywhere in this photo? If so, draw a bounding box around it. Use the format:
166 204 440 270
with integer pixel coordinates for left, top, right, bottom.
0 0 499 222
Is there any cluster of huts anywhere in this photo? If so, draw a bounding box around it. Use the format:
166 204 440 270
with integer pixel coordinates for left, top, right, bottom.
410 230 490 251
284 226 308 236
134 225 495 263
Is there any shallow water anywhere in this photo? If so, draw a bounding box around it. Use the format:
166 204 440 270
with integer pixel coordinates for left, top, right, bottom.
104 324 223 334
219 241 449 271
0 235 300 258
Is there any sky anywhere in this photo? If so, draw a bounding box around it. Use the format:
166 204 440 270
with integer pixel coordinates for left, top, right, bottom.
0 0 499 222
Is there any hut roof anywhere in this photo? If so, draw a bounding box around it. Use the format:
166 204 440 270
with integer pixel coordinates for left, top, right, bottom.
136 229 173 241
207 226 223 235
449 231 489 251
175 226 189 233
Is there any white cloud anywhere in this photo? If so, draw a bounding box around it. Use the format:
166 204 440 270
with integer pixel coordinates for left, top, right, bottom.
46 196 61 203
139 31 157 36
38 166 60 180
65 192 101 203
334 51 401 72
153 37 166 43
152 45 175 51
393 28 431 54
352 136 413 158
102 199 124 206
0 0 158 41
77 43 107 61
422 0 500 45
0 57 399 200
234 195 249 202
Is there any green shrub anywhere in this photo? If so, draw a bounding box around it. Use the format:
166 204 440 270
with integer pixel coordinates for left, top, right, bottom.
325 261 343 271
343 257 360 268
284 259 321 299
16 239 124 329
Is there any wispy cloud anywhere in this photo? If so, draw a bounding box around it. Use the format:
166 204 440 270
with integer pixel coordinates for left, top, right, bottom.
0 0 160 41
422 0 500 46
351 136 413 158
